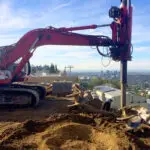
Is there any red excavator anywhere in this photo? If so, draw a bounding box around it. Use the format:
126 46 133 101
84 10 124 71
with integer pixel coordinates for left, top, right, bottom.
0 0 132 107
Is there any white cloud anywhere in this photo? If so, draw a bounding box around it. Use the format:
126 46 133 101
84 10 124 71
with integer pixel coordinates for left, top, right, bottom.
0 33 21 45
30 45 97 65
0 0 150 72
134 46 150 52
58 51 95 59
128 60 150 71
63 59 150 72
0 2 30 30
132 25 150 44
51 2 72 12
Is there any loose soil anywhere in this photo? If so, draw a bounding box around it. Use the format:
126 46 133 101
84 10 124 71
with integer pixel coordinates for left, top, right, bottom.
0 96 150 150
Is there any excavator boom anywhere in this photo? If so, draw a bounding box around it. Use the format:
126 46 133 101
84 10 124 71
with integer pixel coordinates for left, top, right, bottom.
0 26 112 69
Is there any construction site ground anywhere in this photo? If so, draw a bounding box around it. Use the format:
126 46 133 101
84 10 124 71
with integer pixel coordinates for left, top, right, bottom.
0 96 150 150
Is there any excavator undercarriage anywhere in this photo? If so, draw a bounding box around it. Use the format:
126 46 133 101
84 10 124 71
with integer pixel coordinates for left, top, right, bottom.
0 88 39 107
0 83 47 107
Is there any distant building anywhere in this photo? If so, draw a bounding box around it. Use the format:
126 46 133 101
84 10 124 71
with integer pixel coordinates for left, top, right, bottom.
79 76 90 89
147 91 150 95
35 71 61 77
93 85 148 109
79 76 90 82
140 92 145 97
147 99 150 110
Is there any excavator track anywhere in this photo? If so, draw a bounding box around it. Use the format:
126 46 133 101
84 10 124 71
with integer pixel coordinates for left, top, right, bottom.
0 88 39 107
11 82 47 100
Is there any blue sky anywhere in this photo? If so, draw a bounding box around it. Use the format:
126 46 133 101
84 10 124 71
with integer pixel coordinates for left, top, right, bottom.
0 0 150 72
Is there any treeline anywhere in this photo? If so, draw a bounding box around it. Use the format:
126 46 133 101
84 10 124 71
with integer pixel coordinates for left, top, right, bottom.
80 77 120 90
31 63 60 74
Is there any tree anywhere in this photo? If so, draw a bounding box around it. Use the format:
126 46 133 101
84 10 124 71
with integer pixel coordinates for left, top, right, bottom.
55 65 58 72
88 77 104 89
31 65 36 74
86 77 121 90
54 64 60 73
110 80 120 89
31 63 60 74
50 63 55 73
43 65 50 73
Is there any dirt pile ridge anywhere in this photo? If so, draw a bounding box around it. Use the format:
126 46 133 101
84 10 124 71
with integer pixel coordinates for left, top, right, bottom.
0 96 150 150
0 113 149 150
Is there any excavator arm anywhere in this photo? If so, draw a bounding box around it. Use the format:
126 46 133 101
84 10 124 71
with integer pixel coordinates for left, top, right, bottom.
0 25 114 83
0 26 113 68
0 0 132 85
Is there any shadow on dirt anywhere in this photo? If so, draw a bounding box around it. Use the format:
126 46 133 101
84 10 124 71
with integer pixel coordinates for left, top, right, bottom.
0 98 73 122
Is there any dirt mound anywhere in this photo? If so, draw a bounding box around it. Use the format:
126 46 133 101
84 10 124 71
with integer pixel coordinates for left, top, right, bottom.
0 96 150 150
43 123 121 150
1 113 149 150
